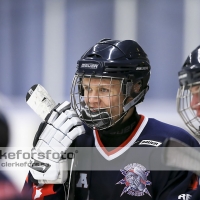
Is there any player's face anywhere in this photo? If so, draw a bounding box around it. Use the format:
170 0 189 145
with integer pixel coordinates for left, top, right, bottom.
82 77 125 123
190 85 200 117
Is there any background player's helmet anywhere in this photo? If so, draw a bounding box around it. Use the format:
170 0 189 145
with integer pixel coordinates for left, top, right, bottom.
71 39 151 130
177 45 200 136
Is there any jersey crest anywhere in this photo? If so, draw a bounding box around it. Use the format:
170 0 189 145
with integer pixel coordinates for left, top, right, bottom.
116 163 152 197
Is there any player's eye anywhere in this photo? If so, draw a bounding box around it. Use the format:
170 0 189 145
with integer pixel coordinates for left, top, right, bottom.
99 88 109 93
83 86 91 91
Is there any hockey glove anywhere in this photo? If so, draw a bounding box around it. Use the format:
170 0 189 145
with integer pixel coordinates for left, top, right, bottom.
29 101 85 184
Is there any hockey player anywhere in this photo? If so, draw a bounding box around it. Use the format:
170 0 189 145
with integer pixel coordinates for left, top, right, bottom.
177 45 200 200
177 45 200 138
22 39 200 200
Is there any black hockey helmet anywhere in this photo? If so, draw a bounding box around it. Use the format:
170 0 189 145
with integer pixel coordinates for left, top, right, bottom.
178 45 200 88
71 39 151 130
177 45 200 136
77 38 150 92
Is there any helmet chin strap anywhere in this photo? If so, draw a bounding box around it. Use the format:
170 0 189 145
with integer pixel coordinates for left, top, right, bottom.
81 106 111 129
123 87 148 112
81 102 126 130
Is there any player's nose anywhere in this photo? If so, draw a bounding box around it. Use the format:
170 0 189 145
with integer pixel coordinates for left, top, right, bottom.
89 96 99 104
88 90 99 104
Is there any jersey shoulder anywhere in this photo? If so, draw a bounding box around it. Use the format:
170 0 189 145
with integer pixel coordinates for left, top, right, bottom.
142 117 199 147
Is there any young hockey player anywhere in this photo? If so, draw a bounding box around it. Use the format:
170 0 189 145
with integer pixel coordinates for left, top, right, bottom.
177 45 200 200
22 39 199 200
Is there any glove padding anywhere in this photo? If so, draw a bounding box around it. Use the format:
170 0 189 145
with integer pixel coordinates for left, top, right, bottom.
29 149 69 184
29 101 85 184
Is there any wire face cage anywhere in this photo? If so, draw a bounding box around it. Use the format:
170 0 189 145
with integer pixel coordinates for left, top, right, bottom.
177 85 200 136
70 74 128 130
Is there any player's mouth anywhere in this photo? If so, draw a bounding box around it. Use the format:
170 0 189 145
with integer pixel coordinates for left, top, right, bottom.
89 108 99 112
81 107 111 129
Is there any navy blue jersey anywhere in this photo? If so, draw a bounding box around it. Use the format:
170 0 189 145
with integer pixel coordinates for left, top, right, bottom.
22 116 200 200
191 186 200 200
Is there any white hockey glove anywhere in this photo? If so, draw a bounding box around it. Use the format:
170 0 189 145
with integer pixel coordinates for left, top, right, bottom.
29 101 85 184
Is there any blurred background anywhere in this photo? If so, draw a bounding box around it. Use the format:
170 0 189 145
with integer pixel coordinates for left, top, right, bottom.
0 0 200 191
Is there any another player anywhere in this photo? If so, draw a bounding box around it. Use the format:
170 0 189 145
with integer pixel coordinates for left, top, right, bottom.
177 45 200 137
22 39 200 200
177 45 200 200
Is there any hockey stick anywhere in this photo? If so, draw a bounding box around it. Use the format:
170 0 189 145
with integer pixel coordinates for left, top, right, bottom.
162 137 200 175
26 84 56 120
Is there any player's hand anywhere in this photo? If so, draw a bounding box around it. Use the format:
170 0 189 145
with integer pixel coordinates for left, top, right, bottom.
29 101 85 184
29 149 69 184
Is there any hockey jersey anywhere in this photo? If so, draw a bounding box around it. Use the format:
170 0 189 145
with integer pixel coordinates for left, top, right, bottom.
22 116 200 200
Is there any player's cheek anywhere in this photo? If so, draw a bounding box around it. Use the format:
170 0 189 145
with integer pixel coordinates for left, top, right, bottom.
190 95 199 109
83 96 89 105
196 108 200 117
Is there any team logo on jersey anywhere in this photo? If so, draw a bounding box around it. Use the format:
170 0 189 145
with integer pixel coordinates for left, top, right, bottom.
116 163 152 197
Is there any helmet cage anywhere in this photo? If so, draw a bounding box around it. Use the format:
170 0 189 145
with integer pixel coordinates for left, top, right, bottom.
70 74 146 130
70 39 151 130
177 84 200 136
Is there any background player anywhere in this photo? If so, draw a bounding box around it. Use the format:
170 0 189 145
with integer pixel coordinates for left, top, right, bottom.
177 45 200 138
23 39 200 200
177 45 200 200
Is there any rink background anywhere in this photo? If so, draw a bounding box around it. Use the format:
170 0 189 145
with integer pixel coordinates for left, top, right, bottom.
0 0 200 193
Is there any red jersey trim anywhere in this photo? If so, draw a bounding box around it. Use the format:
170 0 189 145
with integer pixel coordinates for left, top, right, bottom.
32 184 56 200
189 174 199 190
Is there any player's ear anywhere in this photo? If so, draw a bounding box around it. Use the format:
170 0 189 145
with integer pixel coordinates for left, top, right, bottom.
132 81 142 93
123 80 143 105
